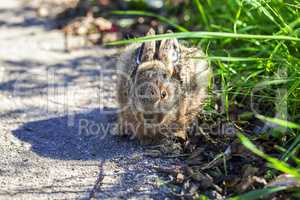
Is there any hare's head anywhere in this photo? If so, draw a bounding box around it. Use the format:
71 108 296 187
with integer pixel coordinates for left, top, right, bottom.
130 29 182 124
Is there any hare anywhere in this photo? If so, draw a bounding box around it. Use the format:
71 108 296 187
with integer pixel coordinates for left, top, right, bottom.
116 28 211 144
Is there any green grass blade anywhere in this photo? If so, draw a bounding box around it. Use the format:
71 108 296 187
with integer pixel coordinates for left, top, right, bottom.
255 115 300 162
254 79 289 88
193 0 209 27
192 56 266 62
229 186 287 200
111 10 188 32
107 32 300 45
244 0 282 29
238 133 300 180
255 114 300 129
281 134 300 162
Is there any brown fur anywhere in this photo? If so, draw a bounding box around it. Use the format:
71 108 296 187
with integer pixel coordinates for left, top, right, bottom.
116 29 211 144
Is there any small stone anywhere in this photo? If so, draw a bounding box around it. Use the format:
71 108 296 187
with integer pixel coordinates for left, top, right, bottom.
176 173 185 184
37 7 49 18
102 32 121 43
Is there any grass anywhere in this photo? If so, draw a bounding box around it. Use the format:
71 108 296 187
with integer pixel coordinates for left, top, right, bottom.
108 0 300 198
229 186 288 200
238 132 300 179
108 31 300 45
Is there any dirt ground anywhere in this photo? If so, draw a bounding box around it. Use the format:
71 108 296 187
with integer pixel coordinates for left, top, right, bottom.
0 1 178 199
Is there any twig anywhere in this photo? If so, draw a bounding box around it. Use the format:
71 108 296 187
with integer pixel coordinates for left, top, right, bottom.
88 159 105 200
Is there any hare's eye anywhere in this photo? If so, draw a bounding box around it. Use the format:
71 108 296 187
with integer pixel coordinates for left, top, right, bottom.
171 50 179 63
161 90 167 99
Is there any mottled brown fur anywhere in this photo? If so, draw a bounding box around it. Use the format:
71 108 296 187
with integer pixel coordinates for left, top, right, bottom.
116 29 211 144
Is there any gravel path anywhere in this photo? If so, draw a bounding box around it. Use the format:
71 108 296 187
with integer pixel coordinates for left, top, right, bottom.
0 1 176 199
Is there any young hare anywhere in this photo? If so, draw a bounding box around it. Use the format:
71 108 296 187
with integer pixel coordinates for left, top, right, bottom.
117 29 211 144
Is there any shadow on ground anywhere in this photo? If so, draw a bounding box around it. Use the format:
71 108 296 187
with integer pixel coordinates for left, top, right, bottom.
0 2 171 198
11 109 168 199
0 54 115 97
0 6 57 29
12 108 139 160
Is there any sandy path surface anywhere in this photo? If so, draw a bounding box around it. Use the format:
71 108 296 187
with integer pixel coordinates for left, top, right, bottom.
0 1 176 199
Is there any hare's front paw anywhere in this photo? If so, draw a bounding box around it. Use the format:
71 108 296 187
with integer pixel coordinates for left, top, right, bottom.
117 119 131 136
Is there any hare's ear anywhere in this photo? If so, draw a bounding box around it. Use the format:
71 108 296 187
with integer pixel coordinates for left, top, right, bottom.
136 28 156 64
158 30 180 64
